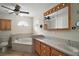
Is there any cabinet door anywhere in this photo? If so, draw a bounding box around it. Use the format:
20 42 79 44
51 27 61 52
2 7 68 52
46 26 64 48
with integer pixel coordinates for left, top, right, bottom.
51 48 65 56
5 20 11 30
34 39 41 55
0 20 6 30
40 43 51 56
0 19 11 31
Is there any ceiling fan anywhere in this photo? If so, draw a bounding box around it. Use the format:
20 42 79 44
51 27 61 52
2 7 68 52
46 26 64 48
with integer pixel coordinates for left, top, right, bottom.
1 4 29 15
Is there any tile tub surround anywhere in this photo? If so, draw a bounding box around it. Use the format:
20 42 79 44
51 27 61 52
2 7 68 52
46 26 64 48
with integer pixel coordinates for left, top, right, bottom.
33 37 79 56
12 43 33 53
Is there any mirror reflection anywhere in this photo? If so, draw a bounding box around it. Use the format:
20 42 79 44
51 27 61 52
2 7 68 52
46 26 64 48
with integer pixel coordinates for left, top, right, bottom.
44 3 70 30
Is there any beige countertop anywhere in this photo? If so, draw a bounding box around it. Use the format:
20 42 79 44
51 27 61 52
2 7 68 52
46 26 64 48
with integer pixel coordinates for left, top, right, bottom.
34 37 79 56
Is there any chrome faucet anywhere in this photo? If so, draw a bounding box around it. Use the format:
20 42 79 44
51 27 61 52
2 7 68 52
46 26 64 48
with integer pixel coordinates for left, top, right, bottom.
67 40 71 46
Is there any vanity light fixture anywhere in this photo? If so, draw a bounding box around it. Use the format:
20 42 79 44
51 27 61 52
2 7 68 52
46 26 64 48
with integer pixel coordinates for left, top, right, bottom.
50 10 51 13
62 3 65 6
57 7 59 9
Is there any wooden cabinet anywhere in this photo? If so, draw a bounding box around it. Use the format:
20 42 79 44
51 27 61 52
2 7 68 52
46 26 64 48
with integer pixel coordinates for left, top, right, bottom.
40 43 51 56
0 20 5 30
34 39 41 55
33 39 67 56
51 47 65 56
0 19 11 31
5 20 11 30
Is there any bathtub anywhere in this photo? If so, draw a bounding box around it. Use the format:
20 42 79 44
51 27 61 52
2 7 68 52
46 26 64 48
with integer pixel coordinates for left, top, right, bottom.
14 38 32 45
12 34 33 52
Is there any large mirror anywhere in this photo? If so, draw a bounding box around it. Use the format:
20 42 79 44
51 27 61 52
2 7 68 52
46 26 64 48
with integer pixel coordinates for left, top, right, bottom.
44 3 71 30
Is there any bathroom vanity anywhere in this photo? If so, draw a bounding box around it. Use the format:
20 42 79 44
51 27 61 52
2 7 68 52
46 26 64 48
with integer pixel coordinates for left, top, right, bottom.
33 37 79 56
33 38 66 56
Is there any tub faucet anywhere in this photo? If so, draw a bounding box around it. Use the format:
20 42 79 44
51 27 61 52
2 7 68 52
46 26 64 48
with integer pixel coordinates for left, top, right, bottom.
67 40 71 46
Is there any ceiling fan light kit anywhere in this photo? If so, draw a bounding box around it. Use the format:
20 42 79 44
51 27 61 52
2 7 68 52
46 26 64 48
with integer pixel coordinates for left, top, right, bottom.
15 11 20 15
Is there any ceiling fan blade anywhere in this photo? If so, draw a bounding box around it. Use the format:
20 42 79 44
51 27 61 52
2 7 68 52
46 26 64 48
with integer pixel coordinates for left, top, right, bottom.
20 11 29 14
1 5 13 11
9 12 14 14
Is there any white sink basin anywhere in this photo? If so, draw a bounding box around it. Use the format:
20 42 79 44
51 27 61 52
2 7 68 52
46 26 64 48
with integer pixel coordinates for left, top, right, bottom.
68 46 79 52
62 45 79 55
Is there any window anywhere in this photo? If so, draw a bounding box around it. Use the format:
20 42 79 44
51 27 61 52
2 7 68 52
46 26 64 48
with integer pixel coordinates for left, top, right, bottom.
17 21 29 27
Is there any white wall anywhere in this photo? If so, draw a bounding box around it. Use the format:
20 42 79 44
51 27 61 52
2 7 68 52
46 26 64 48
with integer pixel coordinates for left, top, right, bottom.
11 16 33 34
